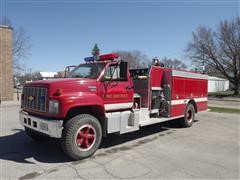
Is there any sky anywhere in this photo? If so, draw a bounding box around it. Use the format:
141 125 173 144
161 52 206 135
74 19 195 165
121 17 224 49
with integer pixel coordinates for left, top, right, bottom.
1 0 239 72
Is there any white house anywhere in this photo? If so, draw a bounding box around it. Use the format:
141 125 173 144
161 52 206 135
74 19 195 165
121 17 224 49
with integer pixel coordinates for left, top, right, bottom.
208 76 229 92
39 72 58 80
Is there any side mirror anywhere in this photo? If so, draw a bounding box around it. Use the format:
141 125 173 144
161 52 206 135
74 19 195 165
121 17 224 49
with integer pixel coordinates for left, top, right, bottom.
100 75 111 82
120 61 128 80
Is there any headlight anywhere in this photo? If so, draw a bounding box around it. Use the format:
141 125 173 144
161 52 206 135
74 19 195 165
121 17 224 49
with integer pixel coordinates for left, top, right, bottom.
49 100 59 114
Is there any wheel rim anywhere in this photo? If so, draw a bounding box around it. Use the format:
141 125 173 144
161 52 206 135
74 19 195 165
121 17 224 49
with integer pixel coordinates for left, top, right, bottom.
187 110 193 122
75 124 96 151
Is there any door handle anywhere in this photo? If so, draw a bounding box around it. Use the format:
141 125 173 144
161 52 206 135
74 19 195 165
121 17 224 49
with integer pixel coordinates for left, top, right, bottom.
126 86 134 90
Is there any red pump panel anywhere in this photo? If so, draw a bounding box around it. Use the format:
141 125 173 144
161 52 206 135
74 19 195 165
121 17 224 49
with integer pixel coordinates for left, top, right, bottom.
172 77 185 100
185 78 199 98
149 66 164 87
199 79 208 97
170 69 208 117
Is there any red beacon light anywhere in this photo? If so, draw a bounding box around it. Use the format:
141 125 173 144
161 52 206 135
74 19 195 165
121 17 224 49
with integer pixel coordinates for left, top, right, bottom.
99 53 119 61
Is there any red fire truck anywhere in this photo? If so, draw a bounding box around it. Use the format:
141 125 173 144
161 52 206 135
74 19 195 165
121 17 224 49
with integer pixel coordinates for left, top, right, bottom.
19 53 208 160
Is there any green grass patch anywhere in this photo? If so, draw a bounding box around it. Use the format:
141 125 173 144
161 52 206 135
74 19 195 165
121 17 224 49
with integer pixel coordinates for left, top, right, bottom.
208 91 235 97
208 106 240 114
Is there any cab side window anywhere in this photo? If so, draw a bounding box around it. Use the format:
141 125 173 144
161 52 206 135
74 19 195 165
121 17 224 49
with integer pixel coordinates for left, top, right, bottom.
103 65 127 81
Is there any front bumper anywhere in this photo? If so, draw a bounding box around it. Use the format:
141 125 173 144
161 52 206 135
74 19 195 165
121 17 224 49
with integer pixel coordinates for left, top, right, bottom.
19 110 63 138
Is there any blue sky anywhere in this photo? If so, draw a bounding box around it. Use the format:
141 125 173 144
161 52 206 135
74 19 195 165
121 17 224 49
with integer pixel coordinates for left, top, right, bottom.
1 0 239 72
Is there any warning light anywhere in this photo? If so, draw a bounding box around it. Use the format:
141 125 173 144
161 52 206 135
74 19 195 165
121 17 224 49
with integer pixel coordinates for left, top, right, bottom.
84 53 119 63
99 53 119 61
84 56 95 62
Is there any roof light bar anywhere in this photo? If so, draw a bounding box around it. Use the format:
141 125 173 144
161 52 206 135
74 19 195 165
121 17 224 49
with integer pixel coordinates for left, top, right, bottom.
84 53 119 63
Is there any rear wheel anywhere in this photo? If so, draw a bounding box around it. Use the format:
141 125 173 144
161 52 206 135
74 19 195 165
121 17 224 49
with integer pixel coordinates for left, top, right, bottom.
180 103 195 127
61 114 102 160
25 127 50 141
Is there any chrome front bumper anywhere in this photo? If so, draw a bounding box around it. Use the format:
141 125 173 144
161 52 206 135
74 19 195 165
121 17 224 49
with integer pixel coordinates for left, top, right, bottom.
19 110 63 138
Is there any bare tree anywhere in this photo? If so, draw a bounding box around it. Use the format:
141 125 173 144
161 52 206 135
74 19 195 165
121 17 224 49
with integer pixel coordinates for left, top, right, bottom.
17 71 41 85
114 50 150 69
186 17 240 95
161 58 187 70
0 16 31 74
13 27 31 72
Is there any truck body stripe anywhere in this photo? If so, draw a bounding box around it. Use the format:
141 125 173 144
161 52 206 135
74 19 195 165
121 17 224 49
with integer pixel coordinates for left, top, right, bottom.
171 97 207 105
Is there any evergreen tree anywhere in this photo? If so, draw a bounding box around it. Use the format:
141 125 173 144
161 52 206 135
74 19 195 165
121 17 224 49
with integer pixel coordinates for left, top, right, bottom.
91 43 100 60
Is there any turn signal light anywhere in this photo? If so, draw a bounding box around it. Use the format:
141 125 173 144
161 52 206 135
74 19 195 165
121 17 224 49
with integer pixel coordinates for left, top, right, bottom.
53 88 63 96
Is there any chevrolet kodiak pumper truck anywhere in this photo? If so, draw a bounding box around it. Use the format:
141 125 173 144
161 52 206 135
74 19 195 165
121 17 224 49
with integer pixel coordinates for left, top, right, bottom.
20 53 208 160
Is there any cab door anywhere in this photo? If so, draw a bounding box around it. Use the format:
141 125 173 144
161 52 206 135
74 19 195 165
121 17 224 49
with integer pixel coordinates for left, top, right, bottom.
99 63 134 112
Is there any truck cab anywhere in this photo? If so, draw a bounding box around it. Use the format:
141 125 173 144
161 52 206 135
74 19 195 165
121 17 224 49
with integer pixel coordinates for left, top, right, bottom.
19 53 208 160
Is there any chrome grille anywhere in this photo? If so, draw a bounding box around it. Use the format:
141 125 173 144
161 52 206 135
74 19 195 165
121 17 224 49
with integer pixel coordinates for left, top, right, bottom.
22 87 48 112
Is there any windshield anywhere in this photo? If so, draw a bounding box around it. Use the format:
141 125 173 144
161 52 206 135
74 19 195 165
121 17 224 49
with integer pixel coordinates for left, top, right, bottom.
68 63 105 79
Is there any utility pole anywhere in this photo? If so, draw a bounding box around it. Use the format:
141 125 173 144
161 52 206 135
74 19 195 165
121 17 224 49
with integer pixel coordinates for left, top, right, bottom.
29 68 32 81
202 46 206 74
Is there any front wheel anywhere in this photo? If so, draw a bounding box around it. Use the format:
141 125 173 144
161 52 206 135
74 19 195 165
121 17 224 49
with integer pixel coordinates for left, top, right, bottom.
61 114 102 160
180 103 195 127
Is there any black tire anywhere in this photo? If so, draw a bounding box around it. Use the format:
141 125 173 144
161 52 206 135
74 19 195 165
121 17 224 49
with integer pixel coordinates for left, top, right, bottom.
61 114 102 160
180 103 195 127
25 127 50 141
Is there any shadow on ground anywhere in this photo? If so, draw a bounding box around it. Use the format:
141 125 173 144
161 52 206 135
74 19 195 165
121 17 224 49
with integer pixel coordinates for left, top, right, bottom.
0 119 199 164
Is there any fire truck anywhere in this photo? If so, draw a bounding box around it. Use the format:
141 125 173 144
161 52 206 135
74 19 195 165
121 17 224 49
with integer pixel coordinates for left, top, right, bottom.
19 53 208 160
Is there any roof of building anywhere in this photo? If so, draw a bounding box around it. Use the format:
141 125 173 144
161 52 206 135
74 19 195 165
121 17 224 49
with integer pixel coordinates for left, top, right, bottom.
0 25 13 30
208 76 228 81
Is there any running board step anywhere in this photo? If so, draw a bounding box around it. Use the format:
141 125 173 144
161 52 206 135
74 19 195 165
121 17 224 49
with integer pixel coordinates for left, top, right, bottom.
140 116 184 127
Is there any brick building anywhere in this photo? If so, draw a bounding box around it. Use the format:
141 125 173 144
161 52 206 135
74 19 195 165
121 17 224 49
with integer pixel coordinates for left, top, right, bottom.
0 25 13 101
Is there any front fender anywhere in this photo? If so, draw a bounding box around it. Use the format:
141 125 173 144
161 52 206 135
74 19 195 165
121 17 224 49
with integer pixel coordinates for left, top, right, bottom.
59 92 105 118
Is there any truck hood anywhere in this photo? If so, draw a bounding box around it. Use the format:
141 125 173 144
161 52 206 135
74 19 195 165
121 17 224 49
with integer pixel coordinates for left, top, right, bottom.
25 78 98 96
